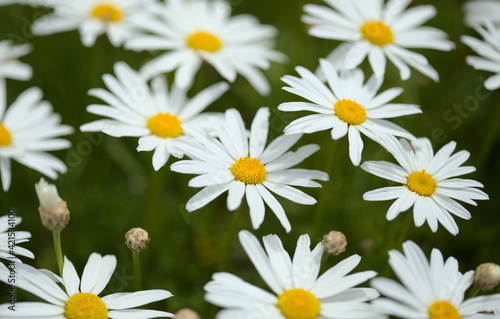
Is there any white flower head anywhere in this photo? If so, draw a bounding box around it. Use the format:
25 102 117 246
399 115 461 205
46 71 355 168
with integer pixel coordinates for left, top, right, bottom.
0 40 32 82
279 59 421 166
361 135 489 235
461 21 500 90
302 0 455 81
0 253 174 318
171 107 329 232
35 177 63 211
0 83 73 191
31 0 155 47
125 0 286 95
80 62 229 171
463 0 500 27
205 230 383 319
0 214 34 261
35 178 70 231
371 241 500 318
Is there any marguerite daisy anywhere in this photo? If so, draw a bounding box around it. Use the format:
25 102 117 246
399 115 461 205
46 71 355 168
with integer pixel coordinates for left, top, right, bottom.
361 135 488 235
0 41 32 82
31 0 155 47
170 107 329 232
80 62 229 171
371 240 500 318
205 230 383 319
125 0 286 95
302 0 455 80
0 253 174 318
279 59 420 166
0 214 34 261
461 20 500 90
464 0 500 27
0 84 73 192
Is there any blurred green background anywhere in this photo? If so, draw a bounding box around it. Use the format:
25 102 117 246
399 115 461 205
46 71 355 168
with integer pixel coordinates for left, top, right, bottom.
1 0 499 316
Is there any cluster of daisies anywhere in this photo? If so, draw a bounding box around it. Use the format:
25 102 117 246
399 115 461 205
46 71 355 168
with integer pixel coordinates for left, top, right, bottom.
1 0 500 318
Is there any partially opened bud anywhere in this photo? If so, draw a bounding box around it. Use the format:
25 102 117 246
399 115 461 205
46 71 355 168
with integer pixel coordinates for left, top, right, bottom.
474 263 500 291
125 227 149 252
322 230 347 255
175 308 200 319
35 178 70 232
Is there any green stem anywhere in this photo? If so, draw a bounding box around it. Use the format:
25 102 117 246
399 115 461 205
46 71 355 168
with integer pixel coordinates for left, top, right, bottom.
312 141 341 240
52 230 64 276
218 208 241 271
476 95 500 169
133 251 142 291
395 212 413 247
320 252 330 270
380 212 413 277
467 282 480 299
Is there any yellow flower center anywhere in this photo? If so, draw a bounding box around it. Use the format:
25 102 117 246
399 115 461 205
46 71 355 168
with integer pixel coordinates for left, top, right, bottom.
64 293 108 319
91 3 123 22
147 113 183 138
187 31 222 52
334 99 367 125
407 169 437 197
428 301 461 319
0 123 12 147
277 288 320 319
361 21 394 46
231 156 266 185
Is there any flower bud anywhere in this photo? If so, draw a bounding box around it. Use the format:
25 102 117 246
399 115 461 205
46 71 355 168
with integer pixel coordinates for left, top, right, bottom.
35 178 70 232
125 227 149 252
175 308 200 319
474 263 500 291
322 230 347 255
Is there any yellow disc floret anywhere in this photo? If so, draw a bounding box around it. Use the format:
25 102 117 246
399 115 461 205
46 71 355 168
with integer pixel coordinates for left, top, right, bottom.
187 31 222 52
277 288 321 319
334 99 367 125
361 21 394 46
65 293 108 319
428 300 461 319
92 3 123 22
0 123 12 147
147 113 183 138
407 169 437 197
231 156 266 185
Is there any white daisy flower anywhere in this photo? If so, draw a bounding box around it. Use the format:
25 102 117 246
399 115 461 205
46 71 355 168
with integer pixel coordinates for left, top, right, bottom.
125 0 286 95
31 0 155 47
371 240 500 319
205 230 383 319
170 107 329 232
0 83 73 192
279 59 421 166
361 135 489 235
302 0 455 81
464 0 500 27
80 62 229 171
461 21 500 90
0 41 32 82
0 253 174 318
0 215 34 261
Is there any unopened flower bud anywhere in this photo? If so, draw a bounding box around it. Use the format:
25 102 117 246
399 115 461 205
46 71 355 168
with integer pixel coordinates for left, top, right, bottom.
175 308 200 319
125 227 149 252
474 263 500 291
322 230 347 255
35 178 70 232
